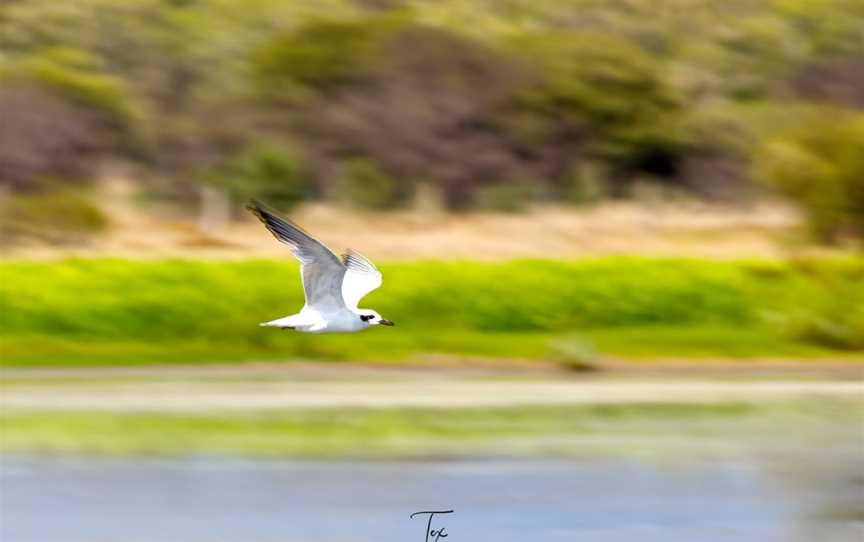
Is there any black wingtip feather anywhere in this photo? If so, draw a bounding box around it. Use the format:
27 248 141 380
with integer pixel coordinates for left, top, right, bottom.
246 199 267 217
246 199 281 233
245 199 319 252
246 199 285 227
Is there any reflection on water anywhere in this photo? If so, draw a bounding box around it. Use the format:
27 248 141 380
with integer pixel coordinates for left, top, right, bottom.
2 455 861 542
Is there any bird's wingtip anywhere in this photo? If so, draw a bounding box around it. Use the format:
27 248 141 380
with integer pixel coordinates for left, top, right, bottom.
246 200 273 224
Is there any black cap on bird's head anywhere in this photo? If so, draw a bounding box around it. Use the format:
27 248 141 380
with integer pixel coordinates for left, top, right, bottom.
360 311 394 326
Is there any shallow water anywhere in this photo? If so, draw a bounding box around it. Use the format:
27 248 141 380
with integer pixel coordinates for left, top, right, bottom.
3 456 860 542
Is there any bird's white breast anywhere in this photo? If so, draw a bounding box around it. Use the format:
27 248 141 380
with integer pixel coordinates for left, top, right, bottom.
298 307 366 333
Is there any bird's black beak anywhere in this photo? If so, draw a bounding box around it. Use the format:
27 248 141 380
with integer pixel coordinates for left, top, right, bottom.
379 319 395 326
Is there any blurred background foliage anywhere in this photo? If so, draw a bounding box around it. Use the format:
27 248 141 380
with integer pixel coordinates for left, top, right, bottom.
754 108 864 242
1 0 862 242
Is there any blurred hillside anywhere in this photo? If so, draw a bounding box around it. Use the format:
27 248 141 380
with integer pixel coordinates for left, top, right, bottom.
1 0 862 247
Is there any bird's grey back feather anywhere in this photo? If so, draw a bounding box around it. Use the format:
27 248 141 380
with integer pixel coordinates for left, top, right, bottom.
247 201 347 312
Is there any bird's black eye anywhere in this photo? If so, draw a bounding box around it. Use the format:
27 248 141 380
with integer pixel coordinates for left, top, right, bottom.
360 314 372 321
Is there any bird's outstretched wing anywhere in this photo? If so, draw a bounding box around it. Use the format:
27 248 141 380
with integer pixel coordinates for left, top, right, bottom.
247 201 346 312
341 248 383 309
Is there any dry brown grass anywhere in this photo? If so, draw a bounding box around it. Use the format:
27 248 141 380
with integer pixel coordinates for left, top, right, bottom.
1 179 834 261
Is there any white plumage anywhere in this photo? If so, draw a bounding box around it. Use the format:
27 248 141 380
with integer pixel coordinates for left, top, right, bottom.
248 201 394 333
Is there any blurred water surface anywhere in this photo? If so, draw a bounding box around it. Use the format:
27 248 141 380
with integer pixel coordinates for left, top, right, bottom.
3 455 861 542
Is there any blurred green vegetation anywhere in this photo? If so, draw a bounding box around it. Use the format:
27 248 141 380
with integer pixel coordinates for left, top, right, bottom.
754 109 864 243
0 192 109 243
209 143 310 211
339 158 407 210
0 0 862 241
3 400 861 457
1 258 861 366
9 47 140 124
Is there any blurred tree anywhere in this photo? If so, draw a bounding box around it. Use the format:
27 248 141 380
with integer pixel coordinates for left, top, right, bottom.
476 179 536 212
754 109 864 243
14 47 140 124
789 55 864 109
512 32 687 190
561 163 608 206
0 191 109 243
0 48 138 191
266 19 536 209
774 0 864 56
209 144 310 212
2 0 864 213
0 84 106 191
252 16 404 99
339 158 407 210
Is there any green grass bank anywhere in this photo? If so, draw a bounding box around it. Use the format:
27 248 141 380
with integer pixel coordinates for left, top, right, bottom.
3 400 861 458
1 257 862 366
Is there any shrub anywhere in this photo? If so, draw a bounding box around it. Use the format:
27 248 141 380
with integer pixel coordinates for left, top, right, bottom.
264 19 535 210
511 32 687 180
547 335 604 372
211 144 310 212
16 48 139 125
0 192 108 244
0 84 109 191
777 265 864 350
0 49 140 191
477 180 535 212
252 16 406 97
786 307 864 351
339 158 407 210
790 55 864 109
753 110 864 243
561 163 608 205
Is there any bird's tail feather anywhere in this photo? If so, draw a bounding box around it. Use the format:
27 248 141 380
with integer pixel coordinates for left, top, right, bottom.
260 314 303 328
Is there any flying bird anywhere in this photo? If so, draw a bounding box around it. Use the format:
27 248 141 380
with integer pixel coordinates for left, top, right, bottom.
247 201 394 333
